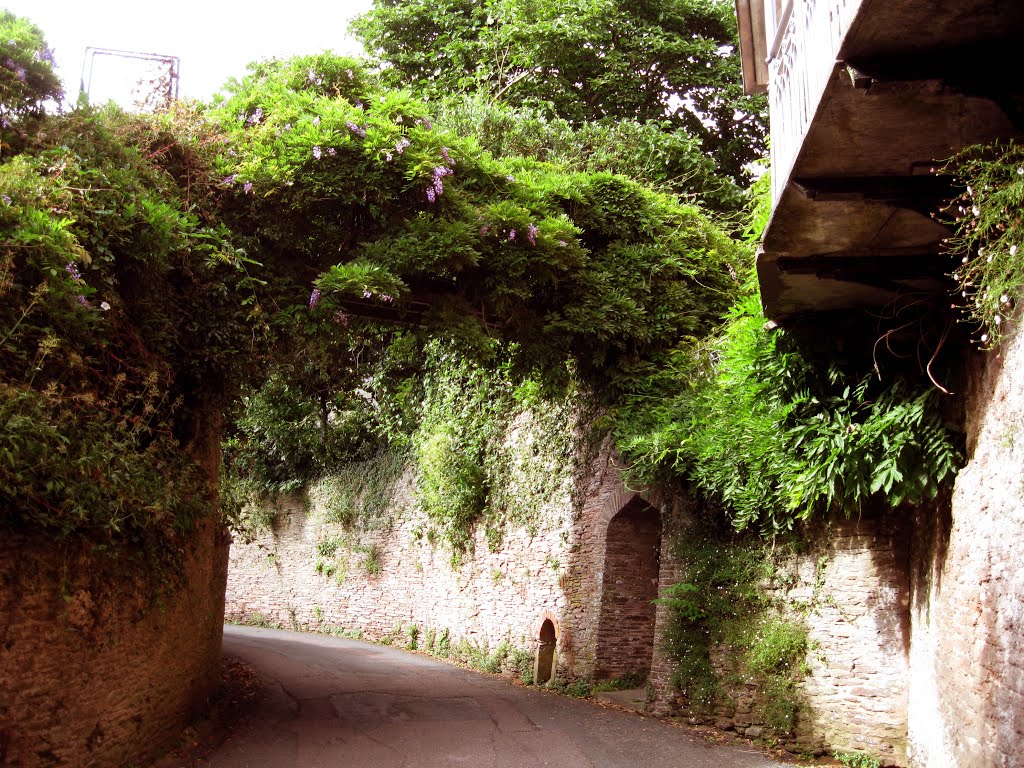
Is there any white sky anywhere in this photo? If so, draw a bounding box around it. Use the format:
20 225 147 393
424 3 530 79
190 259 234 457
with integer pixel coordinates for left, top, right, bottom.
7 0 374 104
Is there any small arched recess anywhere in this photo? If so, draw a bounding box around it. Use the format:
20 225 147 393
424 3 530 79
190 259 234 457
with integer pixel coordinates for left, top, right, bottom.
593 496 662 682
535 618 558 685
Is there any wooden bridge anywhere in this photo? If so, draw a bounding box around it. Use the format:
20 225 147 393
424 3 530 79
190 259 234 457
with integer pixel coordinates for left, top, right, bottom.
736 0 1024 320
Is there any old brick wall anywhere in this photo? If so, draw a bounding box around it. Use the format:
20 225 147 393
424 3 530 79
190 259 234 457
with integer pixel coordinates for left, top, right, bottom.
904 326 1024 768
0 519 229 768
227 357 1024 768
226 438 670 684
646 502 912 764
593 498 661 680
795 516 911 762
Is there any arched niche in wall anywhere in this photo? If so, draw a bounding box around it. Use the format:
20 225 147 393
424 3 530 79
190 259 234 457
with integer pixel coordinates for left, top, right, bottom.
593 495 662 682
534 611 559 685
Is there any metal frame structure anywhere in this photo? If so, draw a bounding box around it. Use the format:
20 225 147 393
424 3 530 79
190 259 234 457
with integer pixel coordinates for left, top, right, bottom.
79 46 180 106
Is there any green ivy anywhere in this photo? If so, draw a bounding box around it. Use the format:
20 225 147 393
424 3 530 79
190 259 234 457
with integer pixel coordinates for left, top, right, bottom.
657 523 807 733
0 101 260 575
412 341 589 553
943 141 1024 347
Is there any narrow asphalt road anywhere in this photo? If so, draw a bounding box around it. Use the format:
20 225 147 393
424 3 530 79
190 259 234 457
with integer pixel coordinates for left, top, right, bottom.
193 625 798 768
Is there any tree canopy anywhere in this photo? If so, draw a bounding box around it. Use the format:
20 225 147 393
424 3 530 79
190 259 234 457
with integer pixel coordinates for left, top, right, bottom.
352 0 768 183
0 12 962 553
1 43 743 549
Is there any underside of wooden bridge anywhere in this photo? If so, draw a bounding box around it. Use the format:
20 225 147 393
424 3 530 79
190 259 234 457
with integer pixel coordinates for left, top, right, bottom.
737 0 1024 321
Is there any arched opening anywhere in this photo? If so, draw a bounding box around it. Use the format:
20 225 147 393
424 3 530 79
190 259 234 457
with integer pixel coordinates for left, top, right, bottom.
594 497 662 682
535 619 557 685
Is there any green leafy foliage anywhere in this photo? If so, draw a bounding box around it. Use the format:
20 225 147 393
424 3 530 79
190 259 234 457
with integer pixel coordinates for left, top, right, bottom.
0 10 62 122
352 0 767 182
0 100 260 561
613 278 961 534
431 95 744 215
834 752 883 768
206 53 743 391
943 141 1024 347
657 523 807 732
412 341 589 553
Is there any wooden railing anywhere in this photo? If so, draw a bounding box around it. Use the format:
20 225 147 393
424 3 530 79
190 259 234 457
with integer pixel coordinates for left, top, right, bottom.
767 0 861 203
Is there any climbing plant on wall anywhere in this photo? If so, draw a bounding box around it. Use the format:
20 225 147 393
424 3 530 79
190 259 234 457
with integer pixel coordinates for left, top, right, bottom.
0 100 262 561
610 176 963 533
943 141 1024 348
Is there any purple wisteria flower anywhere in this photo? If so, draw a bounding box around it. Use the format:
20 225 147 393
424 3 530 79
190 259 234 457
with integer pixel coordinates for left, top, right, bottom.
65 262 83 282
508 229 517 241
527 224 539 245
431 165 452 196
1 195 10 205
5 59 25 82
395 137 410 155
38 47 56 65
479 225 490 236
327 147 336 157
426 187 436 203
363 289 373 299
334 311 350 327
385 152 394 162
222 174 236 186
345 120 366 138
380 294 394 304
309 288 321 308
243 181 253 194
312 146 323 160
313 115 321 126
77 295 90 307
246 107 264 125
440 146 455 166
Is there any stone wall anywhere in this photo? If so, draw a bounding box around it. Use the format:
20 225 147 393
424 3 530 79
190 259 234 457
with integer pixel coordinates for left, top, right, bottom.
226 437 919 762
226 332 1024 768
790 516 911 762
225 439 654 682
0 519 229 768
645 507 913 765
904 327 1024 768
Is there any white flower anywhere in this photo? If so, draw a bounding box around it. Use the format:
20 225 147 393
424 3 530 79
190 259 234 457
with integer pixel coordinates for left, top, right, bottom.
99 301 111 311
973 206 981 216
981 333 990 342
1002 294 1010 304
1012 244 1019 257
962 256 969 264
995 314 1002 325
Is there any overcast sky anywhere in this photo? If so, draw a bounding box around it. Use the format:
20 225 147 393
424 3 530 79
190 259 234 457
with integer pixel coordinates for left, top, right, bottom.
7 0 374 104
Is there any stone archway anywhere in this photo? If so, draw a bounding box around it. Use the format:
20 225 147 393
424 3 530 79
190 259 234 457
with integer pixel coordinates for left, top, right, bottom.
594 496 662 681
535 618 557 685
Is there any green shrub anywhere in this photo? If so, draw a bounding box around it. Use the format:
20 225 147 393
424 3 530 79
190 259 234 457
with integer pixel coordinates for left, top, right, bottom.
834 752 882 768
